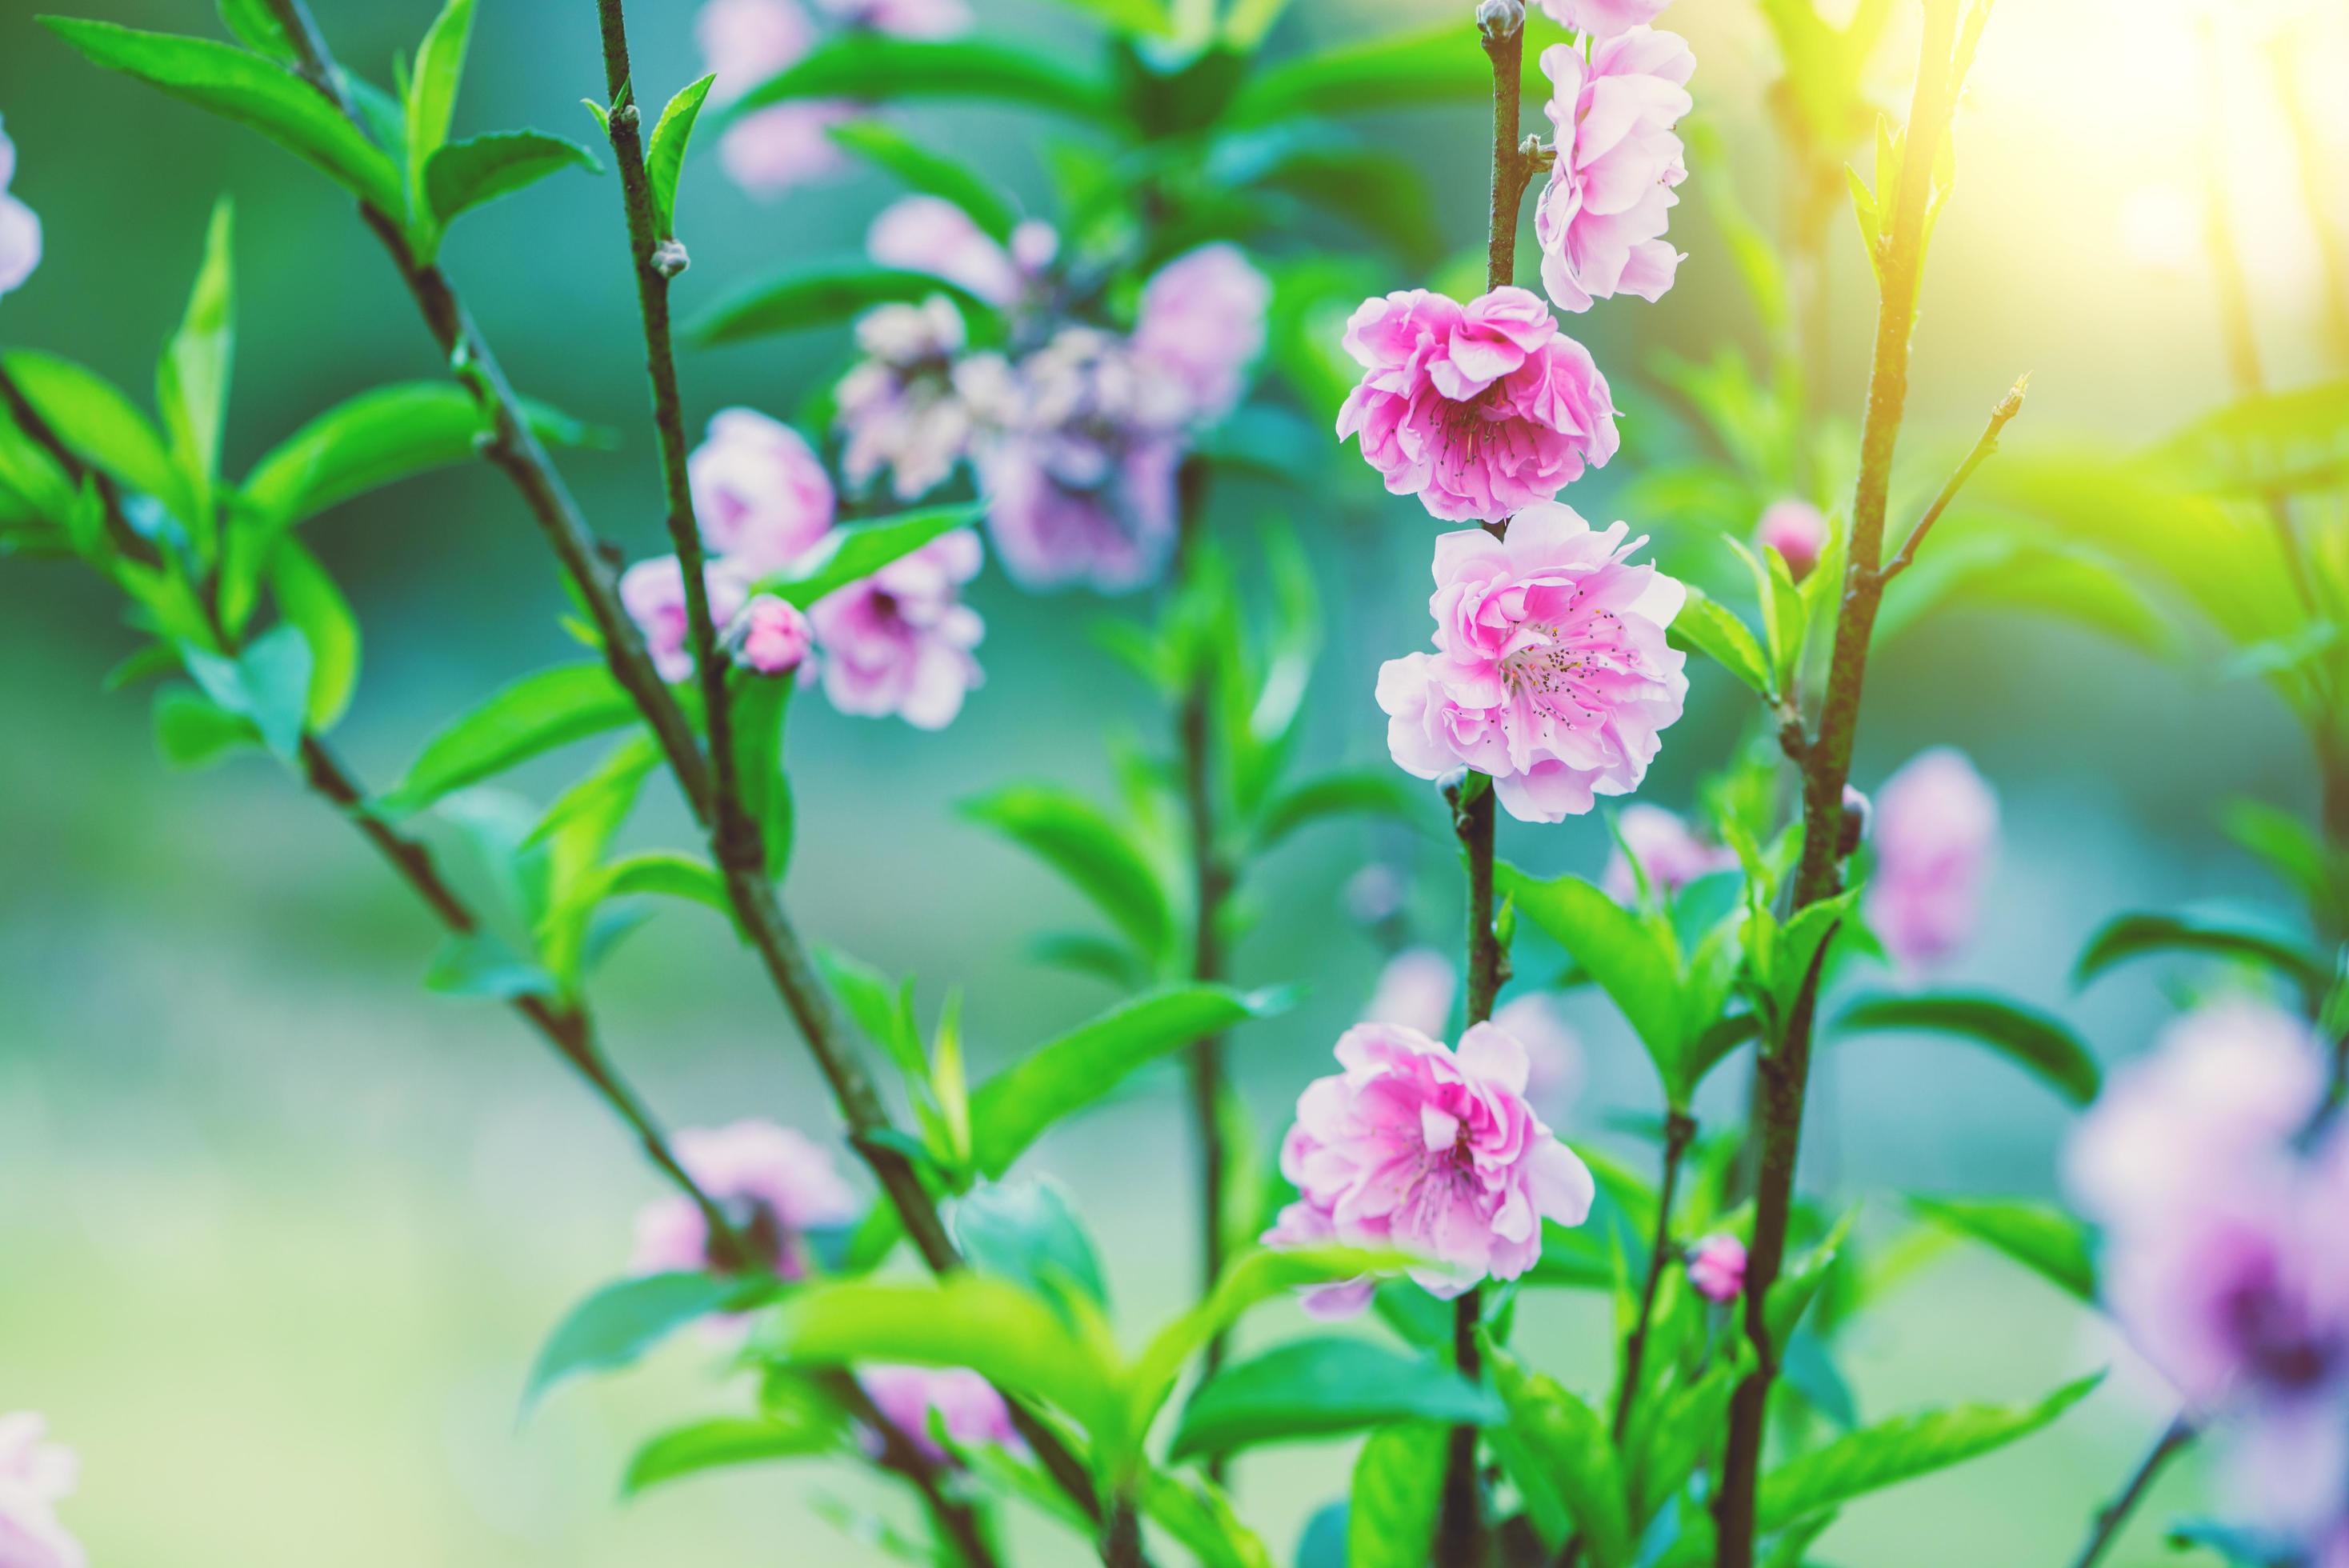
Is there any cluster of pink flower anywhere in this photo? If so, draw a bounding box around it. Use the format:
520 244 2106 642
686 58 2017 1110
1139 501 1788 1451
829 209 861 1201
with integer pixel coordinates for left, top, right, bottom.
834 198 1270 594
695 0 970 200
2067 1002 2349 1562
0 119 41 300
629 1118 1019 1464
0 1412 81 1568
620 406 986 729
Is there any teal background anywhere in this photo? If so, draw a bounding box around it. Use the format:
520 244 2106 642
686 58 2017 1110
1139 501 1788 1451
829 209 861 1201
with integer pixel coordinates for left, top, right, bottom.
2 0 2346 1562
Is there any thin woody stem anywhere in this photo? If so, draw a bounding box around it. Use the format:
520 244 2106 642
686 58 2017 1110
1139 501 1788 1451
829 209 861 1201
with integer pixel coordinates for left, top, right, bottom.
1611 1110 1695 1442
826 1372 1002 1568
1713 6 1977 1562
2066 1413 2194 1568
1877 374 2028 583
254 0 1111 1534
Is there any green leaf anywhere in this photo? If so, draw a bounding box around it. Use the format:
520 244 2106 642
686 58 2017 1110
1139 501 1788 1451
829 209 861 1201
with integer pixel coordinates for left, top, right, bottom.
267 536 360 729
158 197 236 538
1137 1466 1276 1568
722 34 1118 126
382 662 638 816
686 262 990 348
533 738 664 988
423 130 599 239
43 19 406 216
406 0 478 213
241 382 601 529
1907 1194 2096 1303
1254 768 1423 849
0 350 185 521
623 1410 846 1496
824 119 1019 242
1835 991 2100 1106
578 850 732 920
153 684 260 769
1671 582 1774 698
729 673 796 879
1764 1211 1855 1351
423 930 555 1000
2222 798 2347 929
1170 1338 1501 1461
2075 909 2328 1001
952 1178 1109 1311
1497 864 1687 1102
216 0 295 60
1755 1373 2102 1529
966 985 1279 1178
960 783 1172 964
761 1274 1122 1446
1226 19 1549 125
645 74 718 239
752 503 983 609
523 1272 778 1413
182 623 311 759
1485 1340 1633 1566
2156 378 2349 496
1346 1424 1445 1568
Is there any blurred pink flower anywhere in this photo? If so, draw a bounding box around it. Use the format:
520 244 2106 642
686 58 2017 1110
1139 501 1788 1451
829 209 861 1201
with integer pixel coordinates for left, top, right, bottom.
808 529 985 727
858 1365 1019 1466
1377 504 1688 823
1537 0 1672 37
1687 1234 1747 1302
697 0 851 197
1534 30 1693 314
630 1119 859 1278
1601 802 1735 903
869 198 1054 310
689 409 836 573
1863 747 1997 970
965 327 1190 593
1363 947 1458 1039
730 593 814 675
1491 992 1583 1115
1337 286 1619 522
814 0 970 36
1264 1020 1595 1313
1133 243 1271 425
0 119 39 299
0 1412 81 1568
837 298 975 501
620 555 752 683
1756 498 1827 581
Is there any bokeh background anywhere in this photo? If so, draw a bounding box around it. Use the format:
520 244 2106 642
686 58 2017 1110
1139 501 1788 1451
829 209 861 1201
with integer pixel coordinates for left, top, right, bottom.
4 0 2347 1562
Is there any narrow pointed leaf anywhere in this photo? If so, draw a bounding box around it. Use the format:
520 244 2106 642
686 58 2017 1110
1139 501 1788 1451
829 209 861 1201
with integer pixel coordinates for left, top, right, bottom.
826 119 1019 242
2075 910 2328 1000
752 503 982 609
645 73 718 238
1907 1195 2095 1303
722 34 1118 125
382 662 638 815
523 1271 780 1413
425 129 599 234
1835 991 2100 1106
623 1410 846 1495
267 537 360 728
1348 1424 1444 1568
961 782 1171 962
1170 1338 1502 1459
686 262 990 347
1 350 186 520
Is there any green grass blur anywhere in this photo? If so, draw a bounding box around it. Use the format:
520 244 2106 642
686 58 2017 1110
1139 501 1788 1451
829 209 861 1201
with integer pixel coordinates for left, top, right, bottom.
3 0 2346 1562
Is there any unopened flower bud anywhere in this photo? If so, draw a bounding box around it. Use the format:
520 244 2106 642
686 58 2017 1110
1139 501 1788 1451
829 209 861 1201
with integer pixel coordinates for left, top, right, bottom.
1756 498 1828 582
1476 0 1525 38
729 593 814 677
651 238 690 278
1838 783 1871 859
1687 1234 1747 1302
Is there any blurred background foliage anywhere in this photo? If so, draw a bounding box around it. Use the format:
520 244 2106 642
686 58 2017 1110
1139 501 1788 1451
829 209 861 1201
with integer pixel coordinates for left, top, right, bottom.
2 0 2347 1562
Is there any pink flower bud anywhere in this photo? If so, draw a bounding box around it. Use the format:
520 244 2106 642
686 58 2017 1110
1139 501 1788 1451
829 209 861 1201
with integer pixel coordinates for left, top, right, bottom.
1756 498 1828 581
0 119 41 300
1687 1234 1747 1302
730 593 814 675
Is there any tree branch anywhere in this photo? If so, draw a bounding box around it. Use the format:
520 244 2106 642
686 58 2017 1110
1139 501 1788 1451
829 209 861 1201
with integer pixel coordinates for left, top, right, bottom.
1876 374 2028 583
1611 1110 1695 1442
2066 1413 2194 1568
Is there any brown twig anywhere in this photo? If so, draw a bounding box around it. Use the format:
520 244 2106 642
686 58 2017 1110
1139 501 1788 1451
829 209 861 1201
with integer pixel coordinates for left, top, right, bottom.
2065 1413 2194 1568
1611 1110 1696 1442
1877 374 2029 583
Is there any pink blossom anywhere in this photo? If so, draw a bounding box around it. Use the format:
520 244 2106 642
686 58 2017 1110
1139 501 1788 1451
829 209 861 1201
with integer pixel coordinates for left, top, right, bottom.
1264 1021 1596 1313
1534 30 1693 314
1601 803 1735 903
868 198 1046 309
630 1119 859 1278
1491 993 1584 1115
1377 504 1689 824
1363 947 1458 1039
965 328 1190 593
1133 243 1271 424
813 0 970 36
0 119 38 300
1863 747 1998 970
1536 0 1672 38
689 409 835 573
698 0 851 197
730 594 814 675
0 1413 83 1568
1336 286 1619 522
808 530 985 727
620 555 752 683
837 298 975 501
1756 498 1827 581
1687 1234 1747 1302
858 1366 1019 1466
